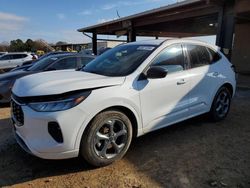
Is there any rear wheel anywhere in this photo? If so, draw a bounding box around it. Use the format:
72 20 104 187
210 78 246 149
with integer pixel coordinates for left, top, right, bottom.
209 87 232 121
80 110 132 167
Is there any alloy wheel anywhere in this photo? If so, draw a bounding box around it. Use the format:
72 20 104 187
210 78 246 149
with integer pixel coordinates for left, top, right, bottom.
94 119 128 159
215 91 230 118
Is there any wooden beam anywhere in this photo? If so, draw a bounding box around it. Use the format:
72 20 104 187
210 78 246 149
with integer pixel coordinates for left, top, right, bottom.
134 5 220 27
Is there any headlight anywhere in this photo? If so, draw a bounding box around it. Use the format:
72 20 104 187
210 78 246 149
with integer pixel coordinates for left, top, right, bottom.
28 91 90 112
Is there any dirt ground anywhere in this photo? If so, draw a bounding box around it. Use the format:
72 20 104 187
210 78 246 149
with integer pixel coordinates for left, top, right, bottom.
0 88 250 188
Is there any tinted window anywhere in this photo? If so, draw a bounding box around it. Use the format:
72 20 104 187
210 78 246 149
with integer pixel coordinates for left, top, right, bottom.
151 44 184 73
50 57 77 70
80 57 94 66
83 44 156 76
12 54 24 59
28 57 59 71
207 48 221 63
0 54 11 60
186 45 210 68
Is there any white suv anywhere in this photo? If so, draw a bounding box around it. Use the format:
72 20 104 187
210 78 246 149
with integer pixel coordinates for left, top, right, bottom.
0 52 33 71
11 39 236 166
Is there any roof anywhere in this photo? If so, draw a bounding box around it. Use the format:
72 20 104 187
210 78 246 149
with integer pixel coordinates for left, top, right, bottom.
78 0 223 38
78 0 202 32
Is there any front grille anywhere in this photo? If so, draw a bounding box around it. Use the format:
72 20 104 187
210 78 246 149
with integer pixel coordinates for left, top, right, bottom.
11 100 24 126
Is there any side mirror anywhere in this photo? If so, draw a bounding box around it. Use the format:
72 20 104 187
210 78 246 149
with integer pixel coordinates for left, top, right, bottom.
146 66 168 79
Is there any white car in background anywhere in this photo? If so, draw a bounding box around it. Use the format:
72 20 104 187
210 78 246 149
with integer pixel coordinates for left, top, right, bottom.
11 39 236 167
0 52 8 56
0 52 34 71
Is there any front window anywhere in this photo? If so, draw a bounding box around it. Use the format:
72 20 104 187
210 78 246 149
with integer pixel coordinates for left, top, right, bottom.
82 44 156 76
49 57 77 70
151 44 184 74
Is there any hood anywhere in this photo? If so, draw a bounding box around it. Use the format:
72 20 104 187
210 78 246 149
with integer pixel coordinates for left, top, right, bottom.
0 70 34 82
12 70 125 97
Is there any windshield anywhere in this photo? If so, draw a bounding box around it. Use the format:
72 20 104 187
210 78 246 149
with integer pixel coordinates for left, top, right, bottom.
27 57 59 71
82 44 156 76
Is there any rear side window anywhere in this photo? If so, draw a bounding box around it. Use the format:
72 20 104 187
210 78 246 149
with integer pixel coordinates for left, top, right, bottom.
51 57 77 70
11 54 27 59
207 48 221 63
151 44 184 74
186 44 210 68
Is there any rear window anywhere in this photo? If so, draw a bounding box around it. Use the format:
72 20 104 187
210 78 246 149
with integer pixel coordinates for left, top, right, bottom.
186 44 211 68
11 54 28 59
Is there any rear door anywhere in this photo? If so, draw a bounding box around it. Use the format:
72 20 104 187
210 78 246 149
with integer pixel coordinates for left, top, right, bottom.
184 44 222 116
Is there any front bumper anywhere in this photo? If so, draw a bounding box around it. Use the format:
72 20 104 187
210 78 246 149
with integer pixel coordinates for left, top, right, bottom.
11 100 88 159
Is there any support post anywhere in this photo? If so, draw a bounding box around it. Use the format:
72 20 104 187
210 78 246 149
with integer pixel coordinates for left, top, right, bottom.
127 27 136 42
92 32 97 55
216 1 235 60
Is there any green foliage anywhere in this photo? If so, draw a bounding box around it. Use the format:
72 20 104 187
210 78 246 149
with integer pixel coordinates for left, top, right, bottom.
1 39 55 52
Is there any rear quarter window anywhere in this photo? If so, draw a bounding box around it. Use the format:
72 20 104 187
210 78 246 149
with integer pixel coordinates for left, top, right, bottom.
207 48 221 63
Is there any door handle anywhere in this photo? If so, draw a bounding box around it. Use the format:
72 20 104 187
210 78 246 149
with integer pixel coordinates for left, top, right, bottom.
177 79 186 85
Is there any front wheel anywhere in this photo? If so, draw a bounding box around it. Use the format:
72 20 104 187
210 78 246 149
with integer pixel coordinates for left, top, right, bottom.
209 87 232 121
80 110 133 167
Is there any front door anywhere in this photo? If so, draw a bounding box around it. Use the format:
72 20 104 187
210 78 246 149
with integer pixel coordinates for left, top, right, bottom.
138 44 191 133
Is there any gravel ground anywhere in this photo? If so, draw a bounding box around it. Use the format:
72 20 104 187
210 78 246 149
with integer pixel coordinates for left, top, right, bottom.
0 88 250 188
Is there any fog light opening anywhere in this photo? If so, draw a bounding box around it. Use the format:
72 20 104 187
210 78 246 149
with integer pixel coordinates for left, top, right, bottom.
48 122 63 143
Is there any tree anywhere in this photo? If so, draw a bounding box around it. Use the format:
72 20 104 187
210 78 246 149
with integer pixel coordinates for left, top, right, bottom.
56 41 67 46
25 39 34 52
0 42 9 52
9 39 25 52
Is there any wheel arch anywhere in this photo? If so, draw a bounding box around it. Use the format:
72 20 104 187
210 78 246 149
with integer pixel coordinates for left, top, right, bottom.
209 82 234 110
99 106 139 138
75 103 141 152
222 82 234 97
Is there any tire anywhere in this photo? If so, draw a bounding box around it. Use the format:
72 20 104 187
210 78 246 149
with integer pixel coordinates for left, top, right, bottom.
80 110 133 167
209 86 232 122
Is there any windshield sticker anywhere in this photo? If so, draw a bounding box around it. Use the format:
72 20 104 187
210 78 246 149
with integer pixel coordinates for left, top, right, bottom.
137 46 155 51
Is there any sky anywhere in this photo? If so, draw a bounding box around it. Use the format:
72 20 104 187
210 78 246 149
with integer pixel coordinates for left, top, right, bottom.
0 0 215 44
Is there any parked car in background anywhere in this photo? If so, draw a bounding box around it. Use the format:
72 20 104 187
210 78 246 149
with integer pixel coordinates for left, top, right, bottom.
10 51 75 72
0 53 95 103
0 52 8 56
0 52 34 72
11 39 236 167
